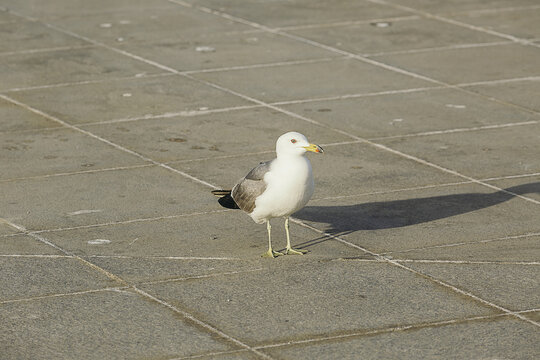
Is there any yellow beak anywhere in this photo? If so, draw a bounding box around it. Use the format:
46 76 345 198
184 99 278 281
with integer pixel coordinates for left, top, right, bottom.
303 143 324 153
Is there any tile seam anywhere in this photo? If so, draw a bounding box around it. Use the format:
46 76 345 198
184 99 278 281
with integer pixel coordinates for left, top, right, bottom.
383 232 540 255
253 309 539 350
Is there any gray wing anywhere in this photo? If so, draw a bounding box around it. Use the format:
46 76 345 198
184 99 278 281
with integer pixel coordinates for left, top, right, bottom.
231 160 273 213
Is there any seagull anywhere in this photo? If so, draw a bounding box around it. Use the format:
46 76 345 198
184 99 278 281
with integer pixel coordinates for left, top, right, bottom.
212 131 324 258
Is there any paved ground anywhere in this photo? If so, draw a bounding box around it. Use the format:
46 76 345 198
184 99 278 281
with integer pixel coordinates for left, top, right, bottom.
1 0 539 359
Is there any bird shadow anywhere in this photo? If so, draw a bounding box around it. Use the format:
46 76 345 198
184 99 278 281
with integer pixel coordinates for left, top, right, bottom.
293 181 540 248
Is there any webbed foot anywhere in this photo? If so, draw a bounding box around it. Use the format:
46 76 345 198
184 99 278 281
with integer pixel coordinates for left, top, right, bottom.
284 247 307 255
261 249 284 258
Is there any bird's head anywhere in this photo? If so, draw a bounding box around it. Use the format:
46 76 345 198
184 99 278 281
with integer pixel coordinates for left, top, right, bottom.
275 131 324 157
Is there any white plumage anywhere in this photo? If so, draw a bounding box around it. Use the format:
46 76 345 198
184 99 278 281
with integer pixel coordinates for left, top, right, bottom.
213 131 323 258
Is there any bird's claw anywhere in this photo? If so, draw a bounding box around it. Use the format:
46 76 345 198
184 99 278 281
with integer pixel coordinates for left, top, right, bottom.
261 249 284 258
284 247 307 255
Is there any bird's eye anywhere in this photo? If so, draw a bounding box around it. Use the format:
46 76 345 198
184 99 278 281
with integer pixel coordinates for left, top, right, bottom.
290 139 297 144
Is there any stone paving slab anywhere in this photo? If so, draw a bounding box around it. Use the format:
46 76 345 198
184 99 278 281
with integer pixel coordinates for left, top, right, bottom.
379 124 540 178
0 256 121 301
81 107 350 162
296 183 540 254
194 57 432 102
182 0 410 28
290 17 502 56
0 234 64 255
388 235 540 262
0 166 215 231
0 97 62 132
449 7 540 40
117 31 340 72
382 0 540 14
0 290 234 360
0 20 87 53
265 317 540 360
8 74 251 124
0 0 179 19
0 47 162 91
374 43 540 84
139 261 496 345
467 78 540 113
0 222 20 236
281 87 536 139
487 175 540 202
525 311 540 323
50 5 252 45
405 262 540 311
0 127 146 180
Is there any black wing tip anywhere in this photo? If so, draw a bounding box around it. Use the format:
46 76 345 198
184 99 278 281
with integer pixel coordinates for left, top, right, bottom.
212 190 240 209
217 194 240 209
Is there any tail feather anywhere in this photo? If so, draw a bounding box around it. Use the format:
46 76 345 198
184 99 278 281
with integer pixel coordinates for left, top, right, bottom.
211 190 240 209
212 190 232 197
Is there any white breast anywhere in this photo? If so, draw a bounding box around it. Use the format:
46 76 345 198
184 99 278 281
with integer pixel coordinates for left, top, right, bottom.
250 155 314 224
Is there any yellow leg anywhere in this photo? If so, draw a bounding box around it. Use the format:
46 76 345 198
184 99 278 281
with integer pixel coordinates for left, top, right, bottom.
284 217 307 255
261 220 283 258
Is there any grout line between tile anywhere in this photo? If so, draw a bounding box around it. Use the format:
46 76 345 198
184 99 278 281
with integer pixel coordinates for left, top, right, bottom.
170 349 249 360
275 15 421 31
182 56 345 75
254 309 539 350
482 172 540 182
269 86 445 105
369 120 540 141
136 268 264 287
0 254 71 258
393 259 540 265
364 40 512 57
30 209 232 234
0 44 96 57
441 4 540 17
0 286 129 305
88 255 243 261
4 72 173 93
384 232 540 255
310 181 474 202
457 76 540 88
0 164 156 184
310 171 540 202
79 104 263 126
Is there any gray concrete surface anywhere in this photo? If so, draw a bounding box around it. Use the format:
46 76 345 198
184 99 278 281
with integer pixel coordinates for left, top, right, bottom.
0 1 539 359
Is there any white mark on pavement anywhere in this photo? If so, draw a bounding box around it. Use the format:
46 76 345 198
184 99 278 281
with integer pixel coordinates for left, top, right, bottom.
195 46 215 52
67 209 102 216
87 239 111 245
446 104 467 109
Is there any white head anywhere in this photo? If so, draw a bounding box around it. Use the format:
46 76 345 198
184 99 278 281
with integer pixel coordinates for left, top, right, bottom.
275 131 324 157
